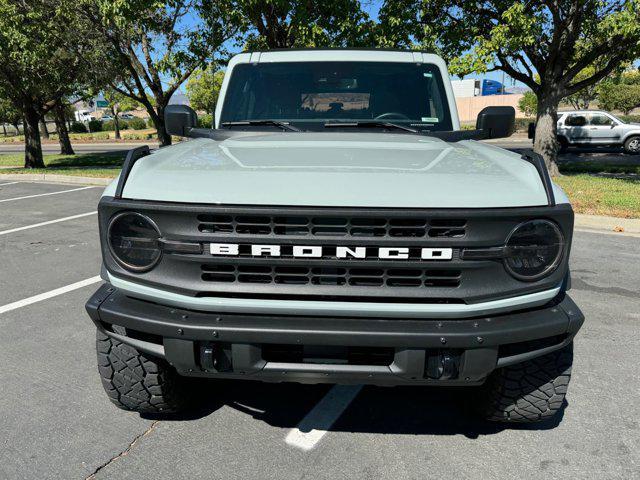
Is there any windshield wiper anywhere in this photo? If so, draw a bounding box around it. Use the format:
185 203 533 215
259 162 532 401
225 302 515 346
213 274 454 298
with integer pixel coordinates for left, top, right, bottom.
324 121 418 133
221 120 300 132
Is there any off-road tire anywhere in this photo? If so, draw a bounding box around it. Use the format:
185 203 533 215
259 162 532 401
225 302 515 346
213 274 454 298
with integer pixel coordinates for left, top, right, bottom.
623 136 640 154
96 329 190 414
479 342 573 423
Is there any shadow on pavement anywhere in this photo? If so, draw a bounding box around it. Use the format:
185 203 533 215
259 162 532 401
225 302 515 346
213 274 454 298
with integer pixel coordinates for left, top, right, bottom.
143 379 566 437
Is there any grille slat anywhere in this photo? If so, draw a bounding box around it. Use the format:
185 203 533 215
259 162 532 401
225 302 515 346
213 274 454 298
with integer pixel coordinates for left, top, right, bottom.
201 264 461 288
198 214 466 238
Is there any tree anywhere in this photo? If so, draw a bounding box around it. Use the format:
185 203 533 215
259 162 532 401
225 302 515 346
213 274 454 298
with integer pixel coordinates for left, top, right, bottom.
518 91 538 117
102 89 140 139
0 0 114 167
597 71 640 115
85 0 240 147
52 99 75 155
0 96 21 136
205 0 375 49
185 67 225 115
565 66 600 110
379 0 640 176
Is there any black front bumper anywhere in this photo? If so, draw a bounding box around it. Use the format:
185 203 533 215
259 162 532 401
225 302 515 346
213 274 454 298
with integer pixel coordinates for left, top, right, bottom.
86 284 584 386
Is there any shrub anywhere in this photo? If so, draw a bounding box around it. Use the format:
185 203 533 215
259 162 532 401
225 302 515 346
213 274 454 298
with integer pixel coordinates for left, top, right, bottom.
197 113 213 128
88 119 103 132
123 132 153 140
127 117 147 130
619 114 640 124
101 120 115 131
70 122 87 133
514 117 534 132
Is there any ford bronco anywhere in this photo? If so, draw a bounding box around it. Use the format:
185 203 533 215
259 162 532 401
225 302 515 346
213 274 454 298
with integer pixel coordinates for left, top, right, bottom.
86 50 584 422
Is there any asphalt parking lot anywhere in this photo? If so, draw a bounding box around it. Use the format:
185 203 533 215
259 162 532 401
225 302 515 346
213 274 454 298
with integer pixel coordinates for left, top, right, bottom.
0 180 639 480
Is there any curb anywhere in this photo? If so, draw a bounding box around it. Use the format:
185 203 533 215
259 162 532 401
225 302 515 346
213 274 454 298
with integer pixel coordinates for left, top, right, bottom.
0 173 114 186
574 214 640 237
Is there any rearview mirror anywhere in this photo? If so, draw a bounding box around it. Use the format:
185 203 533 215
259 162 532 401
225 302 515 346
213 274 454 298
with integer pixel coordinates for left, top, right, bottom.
476 106 515 139
165 105 197 137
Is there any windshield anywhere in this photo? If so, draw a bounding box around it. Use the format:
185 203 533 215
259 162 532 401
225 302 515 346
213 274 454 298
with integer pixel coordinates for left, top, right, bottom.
220 61 453 131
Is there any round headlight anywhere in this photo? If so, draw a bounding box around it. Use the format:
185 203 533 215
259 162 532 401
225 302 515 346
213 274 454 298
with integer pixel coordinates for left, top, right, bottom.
108 212 161 272
504 220 564 281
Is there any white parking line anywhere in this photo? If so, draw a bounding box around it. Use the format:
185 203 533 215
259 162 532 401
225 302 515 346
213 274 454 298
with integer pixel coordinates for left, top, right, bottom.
0 181 21 186
0 211 97 236
285 385 363 451
0 185 95 203
0 276 101 315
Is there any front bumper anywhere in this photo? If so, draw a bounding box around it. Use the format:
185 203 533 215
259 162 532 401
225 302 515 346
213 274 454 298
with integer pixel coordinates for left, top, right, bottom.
86 284 584 386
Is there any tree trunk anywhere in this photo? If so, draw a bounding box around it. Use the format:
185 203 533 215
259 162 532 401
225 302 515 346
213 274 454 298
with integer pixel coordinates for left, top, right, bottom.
23 107 45 168
1 123 6 136
54 102 74 155
12 122 20 135
40 118 49 139
533 93 561 177
150 103 172 147
112 107 121 140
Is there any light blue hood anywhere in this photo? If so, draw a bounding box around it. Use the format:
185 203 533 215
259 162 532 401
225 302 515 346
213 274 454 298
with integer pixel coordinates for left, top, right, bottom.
105 132 549 208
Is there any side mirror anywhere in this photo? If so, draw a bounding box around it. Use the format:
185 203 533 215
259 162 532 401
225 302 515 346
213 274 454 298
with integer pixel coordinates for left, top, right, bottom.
476 106 515 139
165 105 197 137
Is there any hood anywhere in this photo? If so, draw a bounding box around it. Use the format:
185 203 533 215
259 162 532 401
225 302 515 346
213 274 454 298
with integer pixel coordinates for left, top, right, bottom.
109 132 548 208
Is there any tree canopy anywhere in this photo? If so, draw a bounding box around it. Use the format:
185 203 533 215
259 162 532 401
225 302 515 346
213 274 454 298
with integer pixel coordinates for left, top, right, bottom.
204 0 376 49
0 0 112 166
84 0 240 145
379 0 640 174
185 67 225 114
597 70 640 114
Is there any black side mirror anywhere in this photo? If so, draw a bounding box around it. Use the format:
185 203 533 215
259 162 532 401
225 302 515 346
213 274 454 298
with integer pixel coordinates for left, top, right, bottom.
165 105 197 137
476 106 515 139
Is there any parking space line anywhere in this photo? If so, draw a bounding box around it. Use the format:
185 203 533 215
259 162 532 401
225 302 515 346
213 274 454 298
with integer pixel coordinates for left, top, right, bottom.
285 385 362 451
0 276 101 315
0 211 97 236
0 181 21 186
0 186 96 203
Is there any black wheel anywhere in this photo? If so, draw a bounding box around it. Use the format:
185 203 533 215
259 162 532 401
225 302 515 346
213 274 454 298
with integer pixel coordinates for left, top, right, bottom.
623 136 640 154
96 329 191 414
478 342 573 423
557 136 569 153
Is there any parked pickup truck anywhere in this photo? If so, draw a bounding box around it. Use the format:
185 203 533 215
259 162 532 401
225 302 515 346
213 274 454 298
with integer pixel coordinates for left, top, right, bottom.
86 49 583 423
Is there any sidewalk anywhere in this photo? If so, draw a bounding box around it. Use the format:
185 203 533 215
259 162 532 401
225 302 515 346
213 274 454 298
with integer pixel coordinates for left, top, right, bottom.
574 214 640 236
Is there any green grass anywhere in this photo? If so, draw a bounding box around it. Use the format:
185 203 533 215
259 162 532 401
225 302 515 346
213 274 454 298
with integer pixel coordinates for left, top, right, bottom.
0 152 125 168
558 161 640 175
554 175 640 218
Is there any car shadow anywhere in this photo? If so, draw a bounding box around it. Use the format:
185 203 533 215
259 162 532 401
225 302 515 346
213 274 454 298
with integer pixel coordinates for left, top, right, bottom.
143 380 566 437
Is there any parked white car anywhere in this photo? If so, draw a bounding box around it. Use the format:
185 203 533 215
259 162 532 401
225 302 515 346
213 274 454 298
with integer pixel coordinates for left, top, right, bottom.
557 110 640 154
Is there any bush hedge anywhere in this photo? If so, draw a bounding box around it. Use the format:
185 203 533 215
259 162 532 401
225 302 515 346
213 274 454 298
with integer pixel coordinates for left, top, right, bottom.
127 117 147 130
69 122 87 133
619 114 640 123
197 113 213 128
88 119 103 132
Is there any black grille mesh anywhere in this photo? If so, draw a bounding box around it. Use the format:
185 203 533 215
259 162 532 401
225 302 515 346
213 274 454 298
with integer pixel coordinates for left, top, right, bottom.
198 214 466 238
202 264 461 288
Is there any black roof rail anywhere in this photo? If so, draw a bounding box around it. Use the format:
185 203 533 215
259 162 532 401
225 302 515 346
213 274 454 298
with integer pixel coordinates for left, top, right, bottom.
114 145 151 199
521 149 556 206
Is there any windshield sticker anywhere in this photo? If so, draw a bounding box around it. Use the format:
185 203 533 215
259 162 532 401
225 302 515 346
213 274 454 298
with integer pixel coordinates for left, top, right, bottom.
421 117 439 123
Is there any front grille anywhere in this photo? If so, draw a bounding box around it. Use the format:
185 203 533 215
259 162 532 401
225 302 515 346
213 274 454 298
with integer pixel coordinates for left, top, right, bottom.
202 264 461 288
198 214 466 238
100 198 574 304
